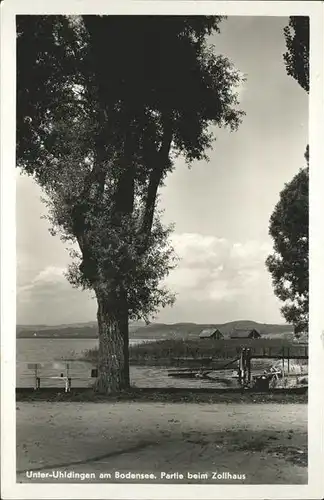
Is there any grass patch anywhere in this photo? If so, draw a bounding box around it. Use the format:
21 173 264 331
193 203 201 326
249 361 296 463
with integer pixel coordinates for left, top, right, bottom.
16 387 307 404
270 445 308 466
212 431 307 467
238 438 268 452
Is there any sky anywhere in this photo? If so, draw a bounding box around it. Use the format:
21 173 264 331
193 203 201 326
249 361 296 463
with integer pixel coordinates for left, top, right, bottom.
16 16 308 326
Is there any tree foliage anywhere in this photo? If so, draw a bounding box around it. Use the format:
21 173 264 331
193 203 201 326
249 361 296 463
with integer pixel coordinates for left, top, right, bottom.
266 151 309 335
17 15 244 317
17 15 245 391
267 16 310 335
283 16 309 93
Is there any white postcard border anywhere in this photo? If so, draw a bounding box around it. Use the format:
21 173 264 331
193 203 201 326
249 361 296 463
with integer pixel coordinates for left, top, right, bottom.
1 1 323 499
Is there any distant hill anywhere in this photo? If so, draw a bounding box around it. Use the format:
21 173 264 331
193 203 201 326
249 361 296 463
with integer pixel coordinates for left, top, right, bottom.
16 320 293 340
132 320 293 339
16 321 98 334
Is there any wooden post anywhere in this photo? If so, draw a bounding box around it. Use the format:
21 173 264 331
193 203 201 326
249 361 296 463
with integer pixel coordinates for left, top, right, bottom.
238 349 243 385
244 349 249 385
247 348 251 384
287 347 290 375
35 365 38 390
282 347 285 380
242 348 247 386
65 363 70 392
28 363 40 390
244 349 248 385
36 363 40 390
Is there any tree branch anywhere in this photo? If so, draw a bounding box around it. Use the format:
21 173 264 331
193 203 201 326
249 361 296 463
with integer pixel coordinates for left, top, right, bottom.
113 123 136 216
140 117 173 251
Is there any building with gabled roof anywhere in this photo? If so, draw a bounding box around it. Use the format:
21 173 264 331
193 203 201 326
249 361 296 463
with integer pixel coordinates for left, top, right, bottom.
199 328 223 340
230 328 261 339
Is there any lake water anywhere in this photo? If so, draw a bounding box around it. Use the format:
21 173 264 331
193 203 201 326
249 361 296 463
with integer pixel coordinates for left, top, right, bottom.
17 337 145 364
16 338 233 389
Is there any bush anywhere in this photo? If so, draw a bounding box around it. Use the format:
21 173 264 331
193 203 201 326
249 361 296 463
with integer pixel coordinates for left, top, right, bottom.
79 339 218 365
80 346 99 364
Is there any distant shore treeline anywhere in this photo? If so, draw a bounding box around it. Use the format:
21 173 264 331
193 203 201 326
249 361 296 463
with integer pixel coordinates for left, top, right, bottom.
16 320 294 340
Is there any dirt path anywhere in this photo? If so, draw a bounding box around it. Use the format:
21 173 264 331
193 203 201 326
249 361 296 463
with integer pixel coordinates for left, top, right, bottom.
16 402 307 484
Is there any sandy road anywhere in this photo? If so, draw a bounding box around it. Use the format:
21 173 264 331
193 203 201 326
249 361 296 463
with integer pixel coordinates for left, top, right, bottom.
16 402 307 484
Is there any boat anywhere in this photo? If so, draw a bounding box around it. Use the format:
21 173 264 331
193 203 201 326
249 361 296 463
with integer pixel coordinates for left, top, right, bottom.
168 370 203 378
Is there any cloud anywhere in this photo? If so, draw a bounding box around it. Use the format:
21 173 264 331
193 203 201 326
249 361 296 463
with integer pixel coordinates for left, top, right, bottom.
17 266 97 325
157 232 281 323
166 233 271 302
16 232 280 325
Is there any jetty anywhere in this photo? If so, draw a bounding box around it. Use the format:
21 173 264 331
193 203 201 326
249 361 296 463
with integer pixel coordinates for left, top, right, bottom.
167 346 308 390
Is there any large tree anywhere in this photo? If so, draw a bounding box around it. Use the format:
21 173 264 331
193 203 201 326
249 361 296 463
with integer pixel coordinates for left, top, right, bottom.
266 152 309 335
283 16 309 93
266 17 309 335
17 15 244 392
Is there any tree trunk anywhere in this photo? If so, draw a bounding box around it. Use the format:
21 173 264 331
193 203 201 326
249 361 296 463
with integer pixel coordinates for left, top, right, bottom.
94 291 130 394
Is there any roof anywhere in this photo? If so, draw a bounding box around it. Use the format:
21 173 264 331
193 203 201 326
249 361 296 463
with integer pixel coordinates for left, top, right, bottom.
199 328 223 338
230 328 261 339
